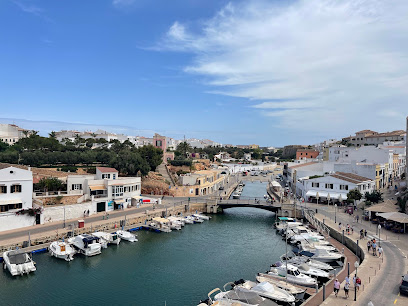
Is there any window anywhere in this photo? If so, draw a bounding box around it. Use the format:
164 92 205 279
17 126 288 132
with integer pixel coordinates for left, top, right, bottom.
0 186 6 194
10 185 22 193
112 186 124 197
340 185 349 190
72 184 82 190
8 203 22 210
312 182 319 188
325 183 334 189
112 174 116 180
0 205 8 212
102 174 111 179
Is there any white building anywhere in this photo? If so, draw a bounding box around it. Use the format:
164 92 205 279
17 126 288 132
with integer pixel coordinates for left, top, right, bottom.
298 172 374 203
0 166 35 232
67 167 141 213
0 124 30 144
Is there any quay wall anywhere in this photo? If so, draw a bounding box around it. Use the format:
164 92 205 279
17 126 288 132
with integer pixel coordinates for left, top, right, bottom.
40 202 95 224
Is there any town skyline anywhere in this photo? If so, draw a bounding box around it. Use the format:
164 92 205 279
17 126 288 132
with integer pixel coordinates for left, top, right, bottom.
1 0 407 146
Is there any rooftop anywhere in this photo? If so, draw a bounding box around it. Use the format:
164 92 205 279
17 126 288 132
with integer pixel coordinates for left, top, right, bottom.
96 167 118 173
289 162 318 169
330 172 372 184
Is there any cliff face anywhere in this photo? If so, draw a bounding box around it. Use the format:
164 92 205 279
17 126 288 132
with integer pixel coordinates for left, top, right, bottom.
141 172 175 196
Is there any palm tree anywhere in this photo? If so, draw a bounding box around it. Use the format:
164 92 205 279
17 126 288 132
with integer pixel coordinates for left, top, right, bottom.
49 131 56 138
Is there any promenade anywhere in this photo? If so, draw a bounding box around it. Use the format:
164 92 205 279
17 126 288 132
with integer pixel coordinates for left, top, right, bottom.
303 201 408 305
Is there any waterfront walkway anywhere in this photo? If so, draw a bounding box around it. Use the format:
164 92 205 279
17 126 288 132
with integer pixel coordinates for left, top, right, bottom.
303 202 408 306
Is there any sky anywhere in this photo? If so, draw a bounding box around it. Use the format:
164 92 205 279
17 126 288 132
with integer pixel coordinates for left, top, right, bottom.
0 0 407 147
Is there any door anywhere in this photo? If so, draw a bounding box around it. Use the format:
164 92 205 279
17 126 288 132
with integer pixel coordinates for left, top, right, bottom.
35 214 41 225
97 202 106 212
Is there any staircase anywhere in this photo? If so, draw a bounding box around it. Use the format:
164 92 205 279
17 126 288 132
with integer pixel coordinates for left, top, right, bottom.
157 163 175 186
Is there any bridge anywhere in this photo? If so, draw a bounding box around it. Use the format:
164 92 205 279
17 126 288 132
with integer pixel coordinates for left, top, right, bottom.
215 198 282 212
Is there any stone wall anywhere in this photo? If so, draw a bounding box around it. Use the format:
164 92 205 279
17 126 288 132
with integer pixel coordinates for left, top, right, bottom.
0 213 36 232
41 202 95 224
38 195 82 206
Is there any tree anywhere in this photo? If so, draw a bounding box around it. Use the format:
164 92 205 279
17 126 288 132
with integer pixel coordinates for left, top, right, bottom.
364 191 383 203
397 196 407 213
137 145 163 171
176 141 192 158
251 148 263 160
110 151 150 176
35 177 65 192
347 188 362 203
49 131 57 138
0 140 9 152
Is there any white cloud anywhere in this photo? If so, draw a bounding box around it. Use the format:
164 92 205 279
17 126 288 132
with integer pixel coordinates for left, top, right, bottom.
13 0 43 16
112 0 136 8
160 0 408 139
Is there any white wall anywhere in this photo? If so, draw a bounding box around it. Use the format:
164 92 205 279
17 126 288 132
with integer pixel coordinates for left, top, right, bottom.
0 213 35 232
0 167 33 210
41 202 95 224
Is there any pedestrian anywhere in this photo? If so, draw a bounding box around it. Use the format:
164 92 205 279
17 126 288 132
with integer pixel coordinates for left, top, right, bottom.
372 241 377 256
356 215 359 223
339 222 342 230
365 229 367 238
333 279 340 297
353 274 357 288
351 226 354 235
378 245 383 257
87 209 90 216
367 240 371 252
360 229 364 239
344 281 350 298
356 276 361 290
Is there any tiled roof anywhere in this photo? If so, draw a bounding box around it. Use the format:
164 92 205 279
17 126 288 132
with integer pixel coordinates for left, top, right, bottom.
330 172 372 184
356 129 376 134
365 130 406 138
289 162 317 169
96 167 118 173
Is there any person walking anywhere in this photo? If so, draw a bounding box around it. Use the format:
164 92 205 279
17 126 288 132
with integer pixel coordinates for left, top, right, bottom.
356 276 361 291
334 279 340 297
364 229 367 238
339 222 342 231
353 275 357 288
372 241 377 256
344 281 350 298
367 240 372 253
378 245 383 258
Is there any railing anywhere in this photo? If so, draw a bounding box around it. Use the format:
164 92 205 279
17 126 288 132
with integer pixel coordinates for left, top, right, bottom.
304 208 330 237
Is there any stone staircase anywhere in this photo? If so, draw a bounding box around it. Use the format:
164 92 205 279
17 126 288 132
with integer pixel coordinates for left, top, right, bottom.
157 163 175 186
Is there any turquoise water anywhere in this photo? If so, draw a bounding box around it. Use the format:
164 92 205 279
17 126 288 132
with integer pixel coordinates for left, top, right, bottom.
0 181 285 305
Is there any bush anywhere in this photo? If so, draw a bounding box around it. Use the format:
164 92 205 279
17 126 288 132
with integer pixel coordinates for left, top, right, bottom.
169 160 192 167
59 165 78 172
176 170 189 175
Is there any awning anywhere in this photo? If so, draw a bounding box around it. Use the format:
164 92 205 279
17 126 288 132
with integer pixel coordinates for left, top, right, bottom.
114 199 126 204
305 190 317 197
317 191 328 198
0 199 22 205
152 217 169 223
328 192 348 201
365 204 397 213
89 185 106 191
377 212 408 223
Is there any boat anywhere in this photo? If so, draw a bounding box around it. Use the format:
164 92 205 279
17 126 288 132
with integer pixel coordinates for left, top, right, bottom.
274 217 303 231
268 263 317 287
168 216 185 226
92 232 121 246
150 217 172 232
280 254 333 271
273 261 329 279
183 216 194 224
232 192 241 199
298 241 337 252
2 250 36 276
193 213 210 221
297 249 343 263
116 230 137 242
69 234 102 256
167 216 184 229
214 283 279 306
49 240 76 261
256 273 306 300
191 215 204 223
232 279 295 304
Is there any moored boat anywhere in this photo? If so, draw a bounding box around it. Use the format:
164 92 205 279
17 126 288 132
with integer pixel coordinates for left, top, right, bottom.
49 240 76 261
2 250 36 276
116 230 137 242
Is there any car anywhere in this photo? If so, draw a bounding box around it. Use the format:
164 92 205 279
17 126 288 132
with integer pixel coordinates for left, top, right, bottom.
400 274 408 296
219 186 224 190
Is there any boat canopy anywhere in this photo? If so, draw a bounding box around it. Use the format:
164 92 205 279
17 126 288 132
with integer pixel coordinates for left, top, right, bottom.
224 291 264 304
8 253 28 265
254 281 275 293
278 217 294 221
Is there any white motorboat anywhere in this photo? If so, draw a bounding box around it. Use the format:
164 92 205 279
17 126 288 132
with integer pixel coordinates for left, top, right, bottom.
274 261 329 279
183 216 194 224
232 192 241 199
291 235 330 245
168 216 185 226
49 240 76 261
268 263 317 287
191 215 204 223
92 232 121 247
150 217 172 232
256 273 306 301
193 213 210 221
274 217 303 231
298 240 337 252
214 283 279 306
233 279 295 304
300 249 343 263
116 230 138 242
167 216 183 230
280 254 333 271
69 234 102 256
2 250 36 276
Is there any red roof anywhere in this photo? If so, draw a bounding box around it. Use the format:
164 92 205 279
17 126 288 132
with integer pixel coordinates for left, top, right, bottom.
96 167 118 173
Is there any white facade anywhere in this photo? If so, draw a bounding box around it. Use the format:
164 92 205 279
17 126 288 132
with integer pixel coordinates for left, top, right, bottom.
0 124 29 144
0 166 35 232
67 167 141 213
298 173 374 202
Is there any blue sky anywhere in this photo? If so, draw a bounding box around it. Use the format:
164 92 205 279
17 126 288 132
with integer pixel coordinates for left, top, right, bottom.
1 0 407 146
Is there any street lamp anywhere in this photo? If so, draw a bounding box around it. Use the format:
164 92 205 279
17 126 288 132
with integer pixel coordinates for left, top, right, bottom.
354 261 360 301
378 224 381 247
334 204 337 224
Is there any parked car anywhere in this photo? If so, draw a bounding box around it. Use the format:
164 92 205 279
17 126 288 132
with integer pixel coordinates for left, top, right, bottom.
400 274 408 296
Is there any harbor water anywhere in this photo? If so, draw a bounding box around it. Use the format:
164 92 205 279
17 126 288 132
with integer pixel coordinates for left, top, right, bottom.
0 181 286 305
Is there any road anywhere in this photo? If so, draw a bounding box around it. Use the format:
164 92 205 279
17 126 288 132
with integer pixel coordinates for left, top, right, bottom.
309 203 407 305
